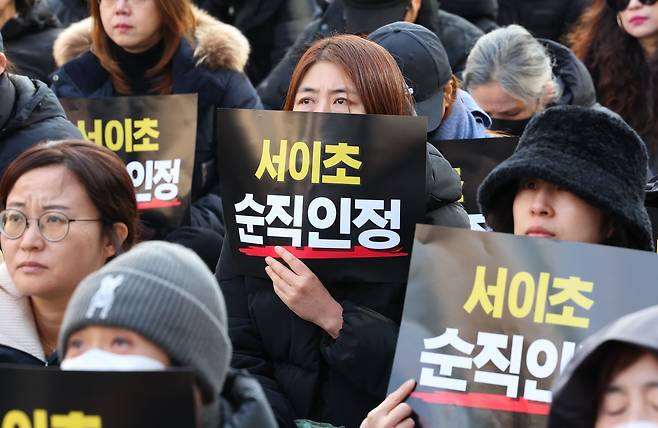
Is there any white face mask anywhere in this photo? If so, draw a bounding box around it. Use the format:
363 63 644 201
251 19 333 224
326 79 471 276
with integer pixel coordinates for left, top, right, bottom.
60 348 166 371
614 422 658 428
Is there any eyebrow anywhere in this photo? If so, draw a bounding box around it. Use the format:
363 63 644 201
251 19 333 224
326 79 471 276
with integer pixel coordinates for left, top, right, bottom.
6 202 71 211
297 86 354 95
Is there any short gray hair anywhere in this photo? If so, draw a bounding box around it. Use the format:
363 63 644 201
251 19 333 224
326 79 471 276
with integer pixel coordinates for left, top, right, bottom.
463 25 560 107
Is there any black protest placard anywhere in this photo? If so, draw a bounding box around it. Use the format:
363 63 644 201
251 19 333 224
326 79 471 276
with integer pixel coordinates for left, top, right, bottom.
60 95 197 230
217 109 426 283
389 225 658 427
433 138 518 229
0 366 195 428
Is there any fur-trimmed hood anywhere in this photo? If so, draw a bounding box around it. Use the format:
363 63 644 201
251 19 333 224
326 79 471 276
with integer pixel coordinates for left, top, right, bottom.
52 6 250 72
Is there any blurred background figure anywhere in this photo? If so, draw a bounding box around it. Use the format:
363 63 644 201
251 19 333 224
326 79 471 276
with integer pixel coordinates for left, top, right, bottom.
440 0 499 33
193 0 319 85
257 0 484 109
463 24 597 135
568 0 658 174
1 0 62 83
498 0 592 42
37 0 87 26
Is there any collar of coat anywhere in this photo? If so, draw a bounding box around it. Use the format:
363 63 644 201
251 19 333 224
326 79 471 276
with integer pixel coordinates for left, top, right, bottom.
52 6 250 73
0 262 45 362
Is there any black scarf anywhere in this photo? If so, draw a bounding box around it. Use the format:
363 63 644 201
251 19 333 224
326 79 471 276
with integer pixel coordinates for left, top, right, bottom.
110 39 165 95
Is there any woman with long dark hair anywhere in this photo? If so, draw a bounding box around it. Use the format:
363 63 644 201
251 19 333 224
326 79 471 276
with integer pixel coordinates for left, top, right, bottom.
568 0 658 172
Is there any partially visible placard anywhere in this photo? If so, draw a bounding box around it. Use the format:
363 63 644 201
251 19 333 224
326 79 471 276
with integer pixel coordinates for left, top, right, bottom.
433 137 518 230
0 366 195 428
389 225 658 427
61 95 197 230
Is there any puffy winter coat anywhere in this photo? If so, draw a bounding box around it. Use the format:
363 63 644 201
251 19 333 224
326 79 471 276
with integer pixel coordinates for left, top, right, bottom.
216 143 468 427
542 39 597 109
197 0 320 85
216 369 278 428
2 8 62 83
498 0 592 42
0 73 82 176
440 0 499 33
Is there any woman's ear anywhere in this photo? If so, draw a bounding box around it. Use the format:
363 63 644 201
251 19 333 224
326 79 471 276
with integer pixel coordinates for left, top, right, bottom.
103 222 129 259
442 75 459 119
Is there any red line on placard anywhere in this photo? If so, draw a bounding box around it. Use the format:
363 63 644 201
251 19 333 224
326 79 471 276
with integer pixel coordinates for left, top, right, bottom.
137 199 182 210
411 391 550 415
238 245 408 259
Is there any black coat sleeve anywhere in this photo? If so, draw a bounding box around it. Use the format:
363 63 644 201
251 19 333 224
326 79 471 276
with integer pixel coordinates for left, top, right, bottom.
216 242 297 427
320 301 400 400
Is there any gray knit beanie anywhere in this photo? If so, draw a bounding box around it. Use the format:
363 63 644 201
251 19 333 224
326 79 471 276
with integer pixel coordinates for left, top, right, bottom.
59 241 232 403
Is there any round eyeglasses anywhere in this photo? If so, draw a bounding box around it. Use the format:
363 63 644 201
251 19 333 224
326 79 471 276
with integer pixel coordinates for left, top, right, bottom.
0 209 103 242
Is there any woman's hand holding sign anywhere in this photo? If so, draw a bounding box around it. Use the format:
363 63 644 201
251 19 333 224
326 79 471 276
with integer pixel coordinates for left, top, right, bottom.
265 246 344 338
360 379 416 428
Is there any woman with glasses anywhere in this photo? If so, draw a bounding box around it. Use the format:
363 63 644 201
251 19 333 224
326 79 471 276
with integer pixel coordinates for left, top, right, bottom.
50 0 262 269
568 0 658 173
0 140 138 366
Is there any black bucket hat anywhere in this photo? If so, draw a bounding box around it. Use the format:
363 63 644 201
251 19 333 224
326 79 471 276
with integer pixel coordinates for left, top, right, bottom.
477 105 653 251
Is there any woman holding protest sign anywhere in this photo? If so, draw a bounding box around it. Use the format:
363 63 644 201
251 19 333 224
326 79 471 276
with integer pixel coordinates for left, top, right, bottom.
0 140 138 365
50 0 262 269
568 0 658 174
216 34 469 428
477 105 653 251
463 25 598 136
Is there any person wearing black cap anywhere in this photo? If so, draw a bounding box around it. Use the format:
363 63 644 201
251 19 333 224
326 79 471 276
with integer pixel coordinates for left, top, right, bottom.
477 105 653 251
549 305 658 428
0 33 81 177
369 21 490 142
256 0 483 109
